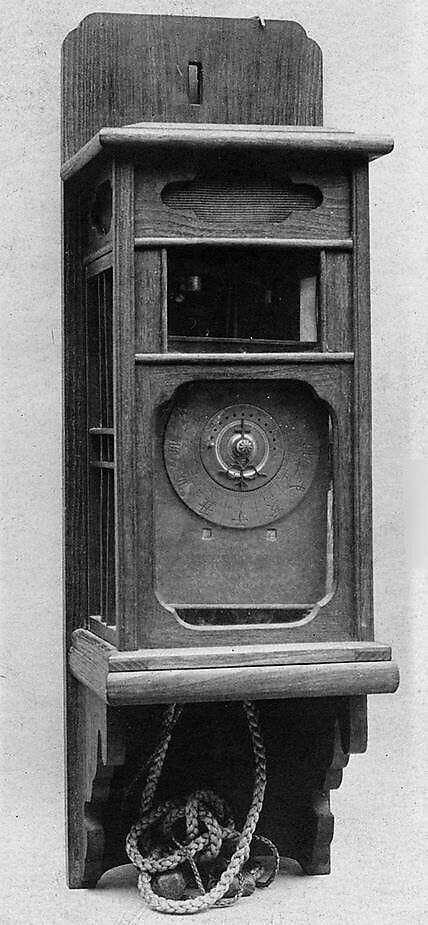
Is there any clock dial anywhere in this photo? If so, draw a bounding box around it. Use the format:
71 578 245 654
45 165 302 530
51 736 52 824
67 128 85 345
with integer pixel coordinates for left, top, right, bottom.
200 404 283 491
163 384 323 529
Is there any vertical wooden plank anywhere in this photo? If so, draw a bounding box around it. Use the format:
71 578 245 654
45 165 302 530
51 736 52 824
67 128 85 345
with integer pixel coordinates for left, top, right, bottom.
135 371 158 649
160 248 168 352
134 249 163 352
319 250 328 350
331 367 356 638
324 252 353 351
133 243 166 647
63 177 89 886
63 179 88 643
347 695 368 754
113 161 137 649
352 164 373 638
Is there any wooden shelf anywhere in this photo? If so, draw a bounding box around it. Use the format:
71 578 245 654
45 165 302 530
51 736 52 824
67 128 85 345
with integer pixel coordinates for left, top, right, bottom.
61 124 394 180
134 237 354 249
168 336 318 353
69 629 399 705
106 662 399 705
135 351 354 364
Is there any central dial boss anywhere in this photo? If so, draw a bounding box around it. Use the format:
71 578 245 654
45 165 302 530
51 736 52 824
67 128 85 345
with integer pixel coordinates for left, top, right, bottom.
200 404 284 491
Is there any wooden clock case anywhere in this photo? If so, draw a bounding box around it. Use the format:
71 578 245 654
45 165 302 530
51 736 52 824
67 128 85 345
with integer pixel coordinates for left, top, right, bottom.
62 14 399 888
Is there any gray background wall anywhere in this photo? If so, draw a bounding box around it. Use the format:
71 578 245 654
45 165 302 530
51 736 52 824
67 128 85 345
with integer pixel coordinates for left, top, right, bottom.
1 2 427 922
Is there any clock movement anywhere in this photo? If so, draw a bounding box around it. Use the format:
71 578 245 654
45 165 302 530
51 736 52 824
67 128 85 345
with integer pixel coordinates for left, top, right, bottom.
62 13 399 893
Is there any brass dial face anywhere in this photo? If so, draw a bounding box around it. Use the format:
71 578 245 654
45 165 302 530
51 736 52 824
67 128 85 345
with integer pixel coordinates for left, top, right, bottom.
200 404 283 492
163 384 322 529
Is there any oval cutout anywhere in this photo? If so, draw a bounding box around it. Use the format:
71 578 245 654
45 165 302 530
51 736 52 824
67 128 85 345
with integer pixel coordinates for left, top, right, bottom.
161 176 323 223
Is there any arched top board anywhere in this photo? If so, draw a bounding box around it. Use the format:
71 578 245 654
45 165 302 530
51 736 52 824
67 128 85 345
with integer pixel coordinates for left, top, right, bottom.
61 14 323 162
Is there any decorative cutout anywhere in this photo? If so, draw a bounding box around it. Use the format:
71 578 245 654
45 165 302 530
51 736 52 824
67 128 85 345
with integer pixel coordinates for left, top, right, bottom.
178 608 311 626
161 177 323 223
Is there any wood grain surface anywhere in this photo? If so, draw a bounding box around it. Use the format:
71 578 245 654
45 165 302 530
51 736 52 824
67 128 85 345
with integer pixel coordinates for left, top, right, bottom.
322 251 353 351
71 628 392 672
113 163 137 649
62 15 323 162
68 629 398 704
63 180 88 646
61 125 394 180
62 15 398 896
66 685 126 887
134 249 163 353
135 351 354 364
130 361 356 649
105 661 399 705
134 165 351 241
109 642 392 672
63 178 91 889
352 165 374 637
134 237 353 249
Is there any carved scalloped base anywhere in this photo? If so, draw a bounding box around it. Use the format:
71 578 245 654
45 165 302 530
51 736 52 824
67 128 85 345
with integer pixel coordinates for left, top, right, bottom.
66 679 126 888
66 687 366 887
256 696 366 876
293 714 351 875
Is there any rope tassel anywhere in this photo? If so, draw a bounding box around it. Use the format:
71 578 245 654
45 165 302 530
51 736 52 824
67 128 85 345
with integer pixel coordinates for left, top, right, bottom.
126 700 278 914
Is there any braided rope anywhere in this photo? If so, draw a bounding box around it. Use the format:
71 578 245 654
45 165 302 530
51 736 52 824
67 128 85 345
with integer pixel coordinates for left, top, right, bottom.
126 700 268 914
250 834 280 887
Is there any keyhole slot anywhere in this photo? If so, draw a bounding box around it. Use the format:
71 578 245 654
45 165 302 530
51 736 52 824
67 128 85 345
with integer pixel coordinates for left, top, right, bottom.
188 62 202 104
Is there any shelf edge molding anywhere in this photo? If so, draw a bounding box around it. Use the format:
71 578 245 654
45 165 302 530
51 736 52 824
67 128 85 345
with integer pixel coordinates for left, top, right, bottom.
106 662 399 705
69 629 399 704
61 124 394 181
135 351 354 365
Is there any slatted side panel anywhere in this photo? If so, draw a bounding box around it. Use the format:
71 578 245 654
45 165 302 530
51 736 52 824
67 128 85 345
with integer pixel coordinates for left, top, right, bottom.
86 268 116 625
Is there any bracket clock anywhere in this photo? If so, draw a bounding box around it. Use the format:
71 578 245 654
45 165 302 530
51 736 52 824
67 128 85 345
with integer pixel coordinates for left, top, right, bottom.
62 14 399 891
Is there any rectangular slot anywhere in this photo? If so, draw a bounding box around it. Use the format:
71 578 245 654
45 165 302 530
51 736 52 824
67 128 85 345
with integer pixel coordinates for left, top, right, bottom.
167 247 319 352
188 62 202 104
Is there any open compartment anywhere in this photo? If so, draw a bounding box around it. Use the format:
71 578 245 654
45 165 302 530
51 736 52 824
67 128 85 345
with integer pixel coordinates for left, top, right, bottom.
167 246 319 352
